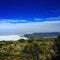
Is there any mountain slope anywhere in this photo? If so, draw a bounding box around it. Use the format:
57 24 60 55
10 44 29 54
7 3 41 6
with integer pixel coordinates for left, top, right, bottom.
24 32 60 39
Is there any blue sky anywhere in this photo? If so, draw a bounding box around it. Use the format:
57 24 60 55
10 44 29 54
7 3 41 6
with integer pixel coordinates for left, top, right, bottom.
0 0 60 35
0 0 60 19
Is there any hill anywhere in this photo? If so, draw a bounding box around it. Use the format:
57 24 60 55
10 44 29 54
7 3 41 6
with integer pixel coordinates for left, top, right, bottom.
24 32 60 39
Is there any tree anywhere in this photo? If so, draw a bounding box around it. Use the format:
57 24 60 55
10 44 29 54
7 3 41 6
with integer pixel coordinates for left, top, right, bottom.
18 39 25 43
55 34 60 56
51 34 60 60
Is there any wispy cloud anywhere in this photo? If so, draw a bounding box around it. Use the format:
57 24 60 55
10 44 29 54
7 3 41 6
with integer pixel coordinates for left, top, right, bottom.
0 19 27 23
46 16 60 21
34 16 60 22
0 16 60 23
35 18 43 21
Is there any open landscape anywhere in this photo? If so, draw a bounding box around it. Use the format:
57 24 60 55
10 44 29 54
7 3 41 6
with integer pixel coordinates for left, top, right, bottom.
0 32 60 60
0 0 60 60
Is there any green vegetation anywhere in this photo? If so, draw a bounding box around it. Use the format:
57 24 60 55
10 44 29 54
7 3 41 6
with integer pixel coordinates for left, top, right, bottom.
0 35 60 60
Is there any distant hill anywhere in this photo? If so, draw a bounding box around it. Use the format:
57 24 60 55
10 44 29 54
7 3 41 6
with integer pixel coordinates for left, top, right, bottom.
24 32 60 39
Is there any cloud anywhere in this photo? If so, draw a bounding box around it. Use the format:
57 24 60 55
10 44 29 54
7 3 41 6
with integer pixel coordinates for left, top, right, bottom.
0 35 20 41
0 16 60 24
0 20 60 36
45 16 60 21
34 16 60 22
0 35 28 41
20 20 27 22
35 18 43 21
0 19 27 23
0 16 60 36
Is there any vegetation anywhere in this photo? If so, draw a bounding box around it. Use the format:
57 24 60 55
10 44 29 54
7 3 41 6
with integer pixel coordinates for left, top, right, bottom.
0 35 60 60
24 32 60 39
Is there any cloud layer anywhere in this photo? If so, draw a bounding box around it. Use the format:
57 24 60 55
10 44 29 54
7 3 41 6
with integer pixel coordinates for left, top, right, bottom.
0 16 60 23
0 16 60 36
0 20 60 36
0 35 28 41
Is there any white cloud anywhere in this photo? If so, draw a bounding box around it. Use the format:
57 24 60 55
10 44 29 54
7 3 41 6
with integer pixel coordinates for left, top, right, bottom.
34 16 60 21
0 35 20 41
46 16 60 21
0 35 28 41
20 20 27 22
0 16 60 23
0 20 60 36
0 19 27 23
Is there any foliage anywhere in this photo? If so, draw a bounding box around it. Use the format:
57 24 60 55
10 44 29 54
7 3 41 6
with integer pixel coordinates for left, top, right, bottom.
0 36 59 60
55 34 60 55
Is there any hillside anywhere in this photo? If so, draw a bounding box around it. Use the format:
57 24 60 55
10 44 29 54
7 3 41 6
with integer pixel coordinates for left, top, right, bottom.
24 32 60 39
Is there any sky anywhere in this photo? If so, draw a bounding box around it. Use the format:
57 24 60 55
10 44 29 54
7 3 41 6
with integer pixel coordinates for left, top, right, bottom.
0 0 60 36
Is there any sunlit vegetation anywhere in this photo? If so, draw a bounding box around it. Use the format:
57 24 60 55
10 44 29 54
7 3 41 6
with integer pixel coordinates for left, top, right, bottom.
0 35 60 60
